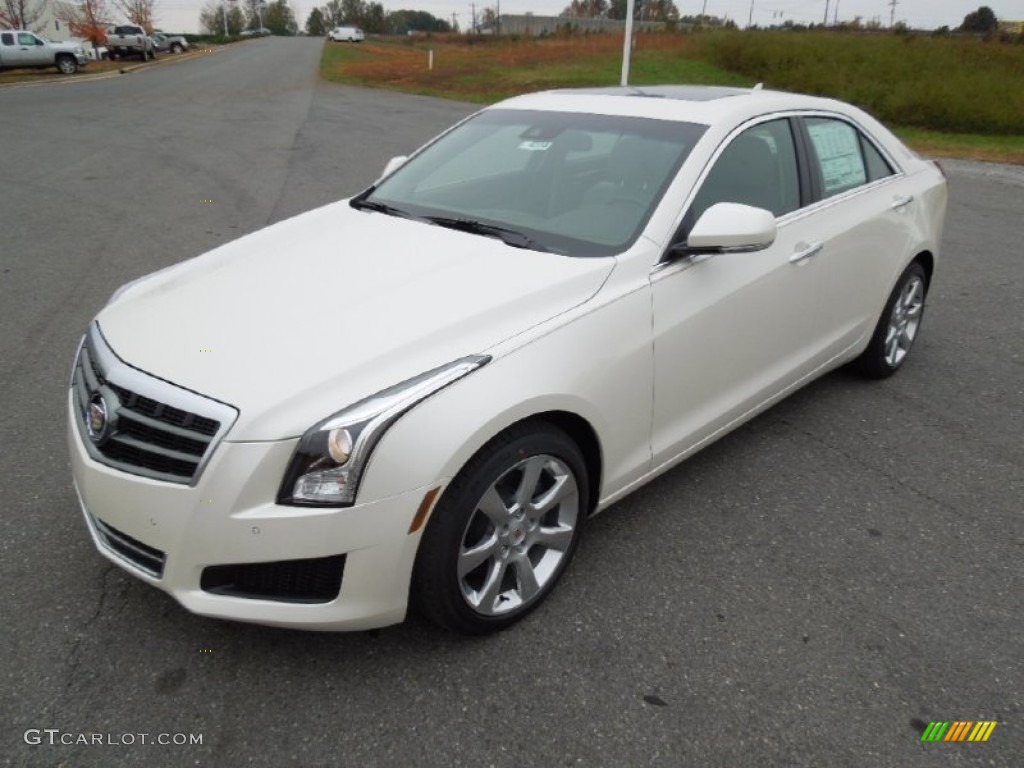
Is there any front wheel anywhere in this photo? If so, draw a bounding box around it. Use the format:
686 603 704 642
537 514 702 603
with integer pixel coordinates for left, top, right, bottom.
55 55 78 75
171 43 182 54
413 422 589 634
851 261 928 378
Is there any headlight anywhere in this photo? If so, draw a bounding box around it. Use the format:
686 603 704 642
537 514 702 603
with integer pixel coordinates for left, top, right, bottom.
278 354 491 507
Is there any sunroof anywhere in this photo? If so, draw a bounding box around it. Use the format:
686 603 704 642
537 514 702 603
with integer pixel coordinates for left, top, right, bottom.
560 86 751 102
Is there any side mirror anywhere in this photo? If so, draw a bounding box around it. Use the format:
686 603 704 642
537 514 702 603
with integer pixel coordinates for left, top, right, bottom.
379 155 408 181
673 202 777 256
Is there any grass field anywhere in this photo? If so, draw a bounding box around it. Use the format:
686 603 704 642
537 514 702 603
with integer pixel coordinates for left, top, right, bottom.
321 31 1024 164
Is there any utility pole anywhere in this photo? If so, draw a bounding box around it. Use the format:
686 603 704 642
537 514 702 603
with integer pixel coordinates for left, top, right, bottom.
823 0 829 26
621 0 636 85
834 0 839 25
748 0 754 28
700 0 708 24
495 0 500 35
471 2 476 33
888 0 899 27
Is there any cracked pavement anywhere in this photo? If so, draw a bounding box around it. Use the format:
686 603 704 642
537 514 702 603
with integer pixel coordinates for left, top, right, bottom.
1 38 1021 768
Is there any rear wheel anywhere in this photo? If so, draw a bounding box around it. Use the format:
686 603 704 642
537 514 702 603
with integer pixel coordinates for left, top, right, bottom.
171 42 183 53
413 422 589 634
852 261 928 378
55 55 78 75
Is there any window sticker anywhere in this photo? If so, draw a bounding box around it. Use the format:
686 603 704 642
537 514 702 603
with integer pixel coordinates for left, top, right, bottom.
808 121 867 194
518 141 552 152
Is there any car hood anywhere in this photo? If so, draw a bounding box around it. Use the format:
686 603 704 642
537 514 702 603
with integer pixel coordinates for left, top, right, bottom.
97 201 614 441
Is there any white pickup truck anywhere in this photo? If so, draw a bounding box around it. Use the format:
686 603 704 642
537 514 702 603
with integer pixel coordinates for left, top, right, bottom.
105 25 156 61
0 30 89 74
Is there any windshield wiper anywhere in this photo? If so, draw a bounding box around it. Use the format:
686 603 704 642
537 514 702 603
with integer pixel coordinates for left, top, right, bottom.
349 198 418 220
425 216 549 252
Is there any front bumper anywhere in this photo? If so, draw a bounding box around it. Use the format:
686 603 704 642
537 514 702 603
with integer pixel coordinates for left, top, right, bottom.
68 393 435 631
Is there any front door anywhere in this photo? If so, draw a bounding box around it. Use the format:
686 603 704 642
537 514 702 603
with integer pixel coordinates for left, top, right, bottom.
650 117 830 466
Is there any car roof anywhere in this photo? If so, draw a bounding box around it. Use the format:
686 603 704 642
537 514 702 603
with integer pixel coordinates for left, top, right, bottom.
492 85 856 128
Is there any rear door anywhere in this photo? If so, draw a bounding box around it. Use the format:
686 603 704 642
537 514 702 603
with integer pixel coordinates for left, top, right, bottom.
795 115 920 355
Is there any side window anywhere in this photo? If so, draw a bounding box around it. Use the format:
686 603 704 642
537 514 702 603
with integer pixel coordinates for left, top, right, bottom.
691 118 801 223
805 117 875 197
860 135 895 182
18 33 38 45
1 33 14 46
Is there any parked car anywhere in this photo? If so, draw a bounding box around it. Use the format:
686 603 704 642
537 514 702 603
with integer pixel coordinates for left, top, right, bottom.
0 30 88 74
69 85 947 635
151 33 189 54
105 25 155 61
240 27 272 37
329 26 365 42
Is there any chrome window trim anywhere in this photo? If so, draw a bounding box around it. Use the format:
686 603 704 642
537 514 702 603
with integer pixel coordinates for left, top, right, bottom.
657 108 907 261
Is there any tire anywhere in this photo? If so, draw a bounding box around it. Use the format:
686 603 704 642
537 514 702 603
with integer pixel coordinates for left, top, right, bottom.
413 421 589 634
851 261 928 378
171 43 182 54
55 55 78 75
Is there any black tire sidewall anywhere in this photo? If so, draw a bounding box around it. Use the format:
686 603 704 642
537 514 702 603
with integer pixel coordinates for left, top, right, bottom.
855 261 928 378
413 422 589 634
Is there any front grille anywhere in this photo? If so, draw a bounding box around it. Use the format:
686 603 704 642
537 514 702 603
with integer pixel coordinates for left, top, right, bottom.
71 324 237 485
94 517 167 577
200 555 347 603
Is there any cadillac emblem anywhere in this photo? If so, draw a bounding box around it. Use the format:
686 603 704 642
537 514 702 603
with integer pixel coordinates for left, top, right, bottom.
87 393 110 443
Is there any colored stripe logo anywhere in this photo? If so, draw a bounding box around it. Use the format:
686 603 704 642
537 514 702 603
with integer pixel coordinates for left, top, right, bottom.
921 721 997 742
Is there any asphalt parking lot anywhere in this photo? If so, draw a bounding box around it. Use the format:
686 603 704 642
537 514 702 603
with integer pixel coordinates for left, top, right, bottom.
0 37 1020 768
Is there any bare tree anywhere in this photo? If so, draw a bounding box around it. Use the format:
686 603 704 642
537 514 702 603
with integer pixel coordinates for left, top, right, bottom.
55 0 111 48
0 0 45 31
111 0 157 31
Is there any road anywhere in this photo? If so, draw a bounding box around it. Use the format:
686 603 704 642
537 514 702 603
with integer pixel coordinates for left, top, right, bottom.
1 37 1020 768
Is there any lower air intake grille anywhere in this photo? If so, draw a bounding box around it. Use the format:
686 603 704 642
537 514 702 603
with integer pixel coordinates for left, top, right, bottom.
200 555 346 603
94 518 167 578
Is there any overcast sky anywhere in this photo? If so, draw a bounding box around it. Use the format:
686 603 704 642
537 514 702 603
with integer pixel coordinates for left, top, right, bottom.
156 1 1019 38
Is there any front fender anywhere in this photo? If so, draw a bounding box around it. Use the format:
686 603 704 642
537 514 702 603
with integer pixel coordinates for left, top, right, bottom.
357 276 655 511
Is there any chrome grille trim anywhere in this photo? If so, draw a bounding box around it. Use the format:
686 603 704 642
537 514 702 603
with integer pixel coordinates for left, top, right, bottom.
71 323 238 486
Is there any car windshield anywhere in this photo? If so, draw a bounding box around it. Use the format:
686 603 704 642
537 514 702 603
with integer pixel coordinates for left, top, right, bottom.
360 108 706 257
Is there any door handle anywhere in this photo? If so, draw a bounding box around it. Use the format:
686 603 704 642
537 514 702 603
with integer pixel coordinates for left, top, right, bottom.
789 242 823 265
891 194 915 210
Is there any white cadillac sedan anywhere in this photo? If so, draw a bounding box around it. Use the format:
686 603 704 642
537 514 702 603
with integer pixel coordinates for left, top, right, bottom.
69 85 947 634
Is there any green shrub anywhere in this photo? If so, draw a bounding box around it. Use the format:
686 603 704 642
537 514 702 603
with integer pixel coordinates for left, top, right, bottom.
689 30 1024 135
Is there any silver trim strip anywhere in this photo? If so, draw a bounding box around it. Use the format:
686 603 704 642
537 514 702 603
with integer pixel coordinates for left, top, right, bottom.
93 517 166 578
